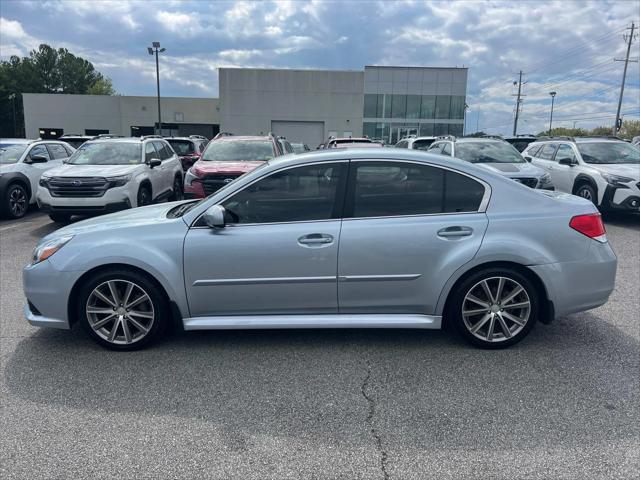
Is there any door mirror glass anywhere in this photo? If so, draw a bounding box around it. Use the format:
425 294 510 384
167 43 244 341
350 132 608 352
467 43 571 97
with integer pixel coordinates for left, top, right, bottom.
147 158 161 168
523 156 532 162
202 205 226 228
557 157 575 166
28 155 48 164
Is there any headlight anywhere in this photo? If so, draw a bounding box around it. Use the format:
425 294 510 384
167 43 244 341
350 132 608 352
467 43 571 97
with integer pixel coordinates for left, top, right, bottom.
39 175 51 186
107 174 132 188
31 235 74 265
185 168 199 186
601 172 633 188
540 173 551 184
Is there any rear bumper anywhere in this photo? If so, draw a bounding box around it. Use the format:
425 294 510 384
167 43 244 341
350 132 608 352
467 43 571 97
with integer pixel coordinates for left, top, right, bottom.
530 241 617 319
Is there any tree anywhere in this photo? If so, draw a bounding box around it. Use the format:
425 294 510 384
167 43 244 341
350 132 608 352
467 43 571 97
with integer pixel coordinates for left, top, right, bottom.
0 44 116 137
619 120 640 140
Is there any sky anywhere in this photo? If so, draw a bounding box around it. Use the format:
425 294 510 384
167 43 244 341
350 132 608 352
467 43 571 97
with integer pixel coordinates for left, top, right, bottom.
1 0 639 135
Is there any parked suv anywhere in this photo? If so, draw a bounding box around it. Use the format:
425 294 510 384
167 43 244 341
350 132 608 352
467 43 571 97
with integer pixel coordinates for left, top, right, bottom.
0 139 75 219
504 135 538 153
523 137 640 211
59 134 93 149
395 136 438 150
427 136 553 189
184 134 286 199
165 135 208 172
37 136 183 222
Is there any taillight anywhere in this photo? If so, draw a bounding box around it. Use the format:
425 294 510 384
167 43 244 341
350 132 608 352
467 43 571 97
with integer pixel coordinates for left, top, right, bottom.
569 213 606 242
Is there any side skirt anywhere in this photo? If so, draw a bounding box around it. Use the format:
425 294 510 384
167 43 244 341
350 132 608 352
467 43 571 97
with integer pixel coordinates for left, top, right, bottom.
183 314 442 331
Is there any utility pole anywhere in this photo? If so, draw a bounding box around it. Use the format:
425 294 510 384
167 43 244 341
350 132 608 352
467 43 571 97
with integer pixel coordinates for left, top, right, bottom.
147 42 166 136
8 93 17 137
613 22 637 135
512 71 526 136
548 91 557 136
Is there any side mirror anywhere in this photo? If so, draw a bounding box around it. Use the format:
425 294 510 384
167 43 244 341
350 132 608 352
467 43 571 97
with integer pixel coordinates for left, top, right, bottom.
523 156 532 162
202 205 226 228
27 155 48 164
558 157 576 166
147 158 161 168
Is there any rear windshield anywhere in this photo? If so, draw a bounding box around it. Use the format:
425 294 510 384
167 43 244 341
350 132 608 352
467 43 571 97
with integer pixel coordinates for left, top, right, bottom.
577 142 640 164
291 143 307 154
0 144 28 164
167 140 195 156
202 141 275 161
412 139 435 150
455 141 525 164
67 142 142 165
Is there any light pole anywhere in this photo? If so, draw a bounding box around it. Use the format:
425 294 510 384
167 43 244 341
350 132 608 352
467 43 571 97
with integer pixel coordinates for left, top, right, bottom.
8 93 17 137
548 91 557 136
147 42 166 135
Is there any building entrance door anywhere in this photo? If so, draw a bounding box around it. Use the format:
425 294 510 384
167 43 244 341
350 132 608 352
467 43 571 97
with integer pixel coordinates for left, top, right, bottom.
391 126 419 144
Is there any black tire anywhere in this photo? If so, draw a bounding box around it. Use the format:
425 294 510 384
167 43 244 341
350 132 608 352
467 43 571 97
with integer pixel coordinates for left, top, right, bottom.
49 213 71 223
2 183 29 219
169 175 183 201
575 183 598 206
137 184 152 207
447 267 539 349
76 268 169 351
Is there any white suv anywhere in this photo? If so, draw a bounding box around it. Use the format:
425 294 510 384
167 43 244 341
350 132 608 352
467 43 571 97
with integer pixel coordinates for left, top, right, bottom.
0 139 75 219
395 135 438 150
37 136 184 222
523 137 640 212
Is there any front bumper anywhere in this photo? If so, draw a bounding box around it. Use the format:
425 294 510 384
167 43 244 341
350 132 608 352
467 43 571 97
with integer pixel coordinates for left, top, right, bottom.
23 259 82 330
602 184 640 211
37 185 132 216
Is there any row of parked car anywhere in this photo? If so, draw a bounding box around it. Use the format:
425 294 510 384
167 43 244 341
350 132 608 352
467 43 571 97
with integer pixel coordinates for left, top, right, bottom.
1 130 638 221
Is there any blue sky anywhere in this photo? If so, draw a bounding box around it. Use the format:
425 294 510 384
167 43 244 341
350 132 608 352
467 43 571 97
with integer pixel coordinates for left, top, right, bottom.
1 0 638 135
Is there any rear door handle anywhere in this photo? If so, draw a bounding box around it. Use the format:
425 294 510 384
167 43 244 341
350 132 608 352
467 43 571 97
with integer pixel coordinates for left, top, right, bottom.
437 226 473 238
298 233 334 246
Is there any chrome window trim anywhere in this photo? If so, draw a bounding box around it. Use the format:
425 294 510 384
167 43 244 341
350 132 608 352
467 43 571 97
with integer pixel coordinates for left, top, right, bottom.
190 157 491 228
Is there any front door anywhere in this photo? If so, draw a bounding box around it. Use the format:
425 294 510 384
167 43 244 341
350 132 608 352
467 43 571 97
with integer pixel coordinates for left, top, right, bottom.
552 144 578 192
338 160 489 314
184 162 347 317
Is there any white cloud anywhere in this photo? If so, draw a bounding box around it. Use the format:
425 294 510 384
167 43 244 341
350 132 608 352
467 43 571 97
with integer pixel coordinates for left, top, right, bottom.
0 17 39 56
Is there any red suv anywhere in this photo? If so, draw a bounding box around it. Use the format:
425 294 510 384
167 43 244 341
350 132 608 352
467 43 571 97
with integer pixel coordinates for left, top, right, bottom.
184 134 285 198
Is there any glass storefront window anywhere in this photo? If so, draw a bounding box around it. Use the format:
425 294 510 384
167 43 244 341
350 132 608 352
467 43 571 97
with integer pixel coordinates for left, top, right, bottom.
435 96 451 119
380 95 391 118
419 123 434 136
434 123 449 136
406 95 421 119
450 96 465 120
391 95 407 118
363 122 377 139
449 124 464 136
420 96 436 119
364 94 378 118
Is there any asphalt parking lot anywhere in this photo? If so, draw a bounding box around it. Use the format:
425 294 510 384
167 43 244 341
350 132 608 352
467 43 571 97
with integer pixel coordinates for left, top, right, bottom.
1 210 638 480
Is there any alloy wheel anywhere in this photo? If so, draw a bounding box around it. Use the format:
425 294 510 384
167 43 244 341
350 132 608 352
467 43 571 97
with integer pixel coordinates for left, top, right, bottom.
578 188 593 200
461 276 531 343
86 280 155 345
9 186 27 217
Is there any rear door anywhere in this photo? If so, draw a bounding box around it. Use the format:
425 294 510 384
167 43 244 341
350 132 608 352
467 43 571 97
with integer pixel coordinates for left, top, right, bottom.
337 160 489 315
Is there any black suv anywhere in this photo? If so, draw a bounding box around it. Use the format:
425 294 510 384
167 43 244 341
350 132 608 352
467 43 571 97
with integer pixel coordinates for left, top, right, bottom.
165 135 209 171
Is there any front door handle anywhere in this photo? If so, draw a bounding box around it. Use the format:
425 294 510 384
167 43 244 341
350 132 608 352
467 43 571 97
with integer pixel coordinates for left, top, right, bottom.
437 226 473 238
298 233 334 246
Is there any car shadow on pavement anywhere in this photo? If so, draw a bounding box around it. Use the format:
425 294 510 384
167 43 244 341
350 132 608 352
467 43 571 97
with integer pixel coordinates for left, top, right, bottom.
4 313 639 451
602 211 640 230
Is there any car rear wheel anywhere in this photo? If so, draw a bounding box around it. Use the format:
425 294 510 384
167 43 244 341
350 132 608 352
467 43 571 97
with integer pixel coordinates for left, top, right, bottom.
77 269 168 350
449 268 539 349
3 183 29 219
576 184 597 206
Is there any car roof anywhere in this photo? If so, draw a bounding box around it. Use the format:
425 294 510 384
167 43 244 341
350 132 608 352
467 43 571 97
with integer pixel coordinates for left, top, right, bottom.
214 135 274 142
0 138 34 144
165 137 198 141
453 137 508 144
409 136 437 141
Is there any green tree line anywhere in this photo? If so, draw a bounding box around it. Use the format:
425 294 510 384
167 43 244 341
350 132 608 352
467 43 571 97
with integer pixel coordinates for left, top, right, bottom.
537 121 640 139
0 44 115 137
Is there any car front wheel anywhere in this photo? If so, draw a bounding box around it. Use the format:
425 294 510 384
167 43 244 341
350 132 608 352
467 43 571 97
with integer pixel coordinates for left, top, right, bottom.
576 184 598 206
2 183 29 219
77 269 168 350
137 185 151 207
449 268 539 349
169 176 183 201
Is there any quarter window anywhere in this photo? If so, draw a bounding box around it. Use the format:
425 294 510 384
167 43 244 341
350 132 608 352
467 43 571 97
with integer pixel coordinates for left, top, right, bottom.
348 162 485 218
221 163 345 224
538 144 558 160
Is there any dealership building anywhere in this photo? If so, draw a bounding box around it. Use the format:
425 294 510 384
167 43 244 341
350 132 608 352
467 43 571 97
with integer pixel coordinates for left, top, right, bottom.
22 65 467 146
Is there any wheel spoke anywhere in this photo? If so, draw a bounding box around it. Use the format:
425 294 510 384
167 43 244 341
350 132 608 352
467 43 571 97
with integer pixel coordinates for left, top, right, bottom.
108 318 120 342
122 318 133 344
128 309 153 319
93 289 116 307
502 311 526 327
126 293 149 310
463 307 488 317
502 301 529 310
470 313 491 333
501 286 524 306
480 280 495 303
496 313 512 338
485 315 496 340
86 307 114 315
122 283 134 307
466 294 490 308
92 313 117 329
495 278 505 303
107 281 121 306
127 316 149 334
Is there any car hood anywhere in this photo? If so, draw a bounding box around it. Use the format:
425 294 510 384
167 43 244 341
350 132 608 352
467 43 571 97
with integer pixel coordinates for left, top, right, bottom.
192 160 265 176
591 163 640 180
475 162 545 177
43 164 140 178
43 201 188 240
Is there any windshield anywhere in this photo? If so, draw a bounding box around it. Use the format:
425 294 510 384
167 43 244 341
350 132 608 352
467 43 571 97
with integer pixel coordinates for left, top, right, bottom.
455 142 526 164
577 142 640 164
413 139 435 150
202 140 275 161
0 145 28 164
291 143 307 153
167 140 195 156
67 142 142 165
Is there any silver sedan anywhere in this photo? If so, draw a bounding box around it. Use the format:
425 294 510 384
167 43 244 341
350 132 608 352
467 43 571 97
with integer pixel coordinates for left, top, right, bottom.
23 148 617 350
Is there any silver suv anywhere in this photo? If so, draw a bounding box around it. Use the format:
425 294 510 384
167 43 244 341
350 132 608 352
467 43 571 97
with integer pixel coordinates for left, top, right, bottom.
24 148 616 351
523 137 640 211
427 136 553 189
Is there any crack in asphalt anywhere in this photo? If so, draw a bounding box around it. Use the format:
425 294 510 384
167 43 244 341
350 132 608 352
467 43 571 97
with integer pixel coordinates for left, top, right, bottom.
361 358 390 480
